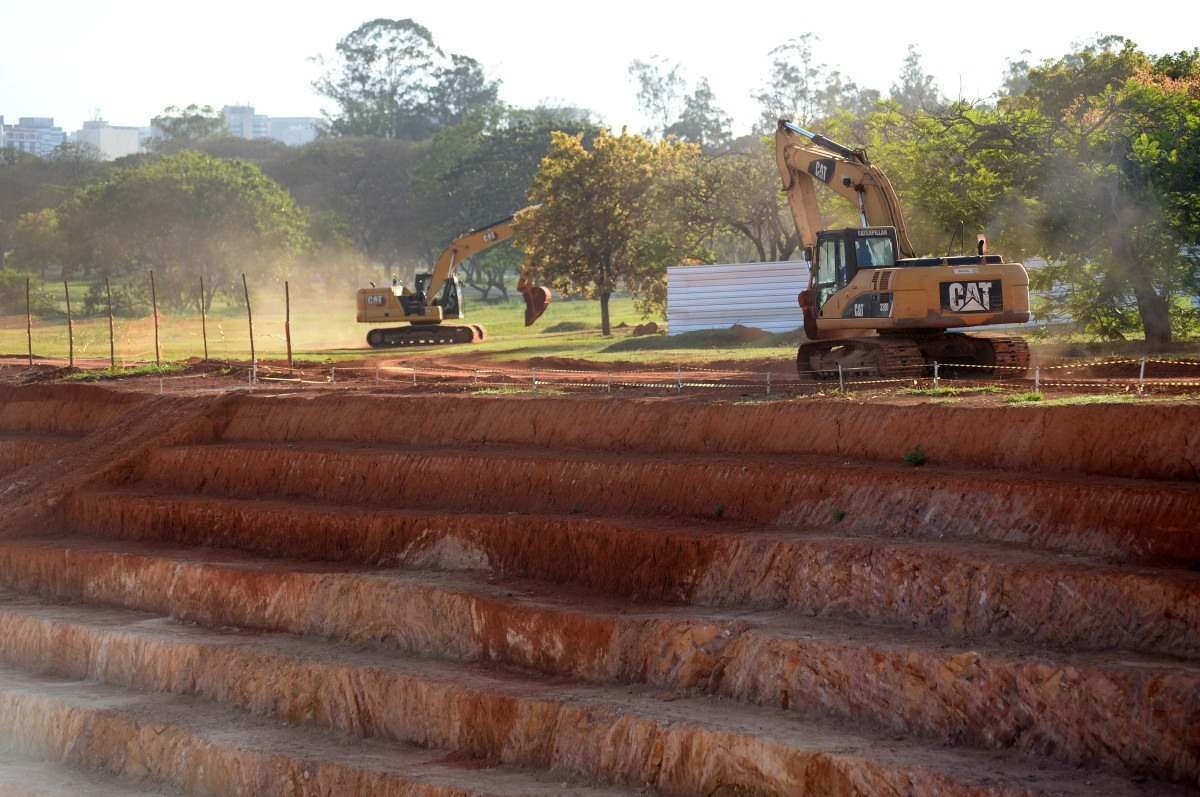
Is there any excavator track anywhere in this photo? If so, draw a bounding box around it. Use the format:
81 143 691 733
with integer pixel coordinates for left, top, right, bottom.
798 333 1029 380
366 324 485 348
799 337 926 380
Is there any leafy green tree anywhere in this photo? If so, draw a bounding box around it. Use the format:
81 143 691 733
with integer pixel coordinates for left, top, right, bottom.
1013 39 1200 343
56 151 311 310
314 18 498 140
411 106 599 299
6 209 65 279
518 130 709 334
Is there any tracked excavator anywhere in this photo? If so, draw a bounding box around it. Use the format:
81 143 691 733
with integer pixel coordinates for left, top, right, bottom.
356 207 552 348
775 120 1031 378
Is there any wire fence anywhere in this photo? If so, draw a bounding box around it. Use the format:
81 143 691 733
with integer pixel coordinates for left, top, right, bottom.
3 272 1199 398
4 352 1194 401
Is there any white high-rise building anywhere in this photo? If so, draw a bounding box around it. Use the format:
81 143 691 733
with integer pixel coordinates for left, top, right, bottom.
73 119 142 160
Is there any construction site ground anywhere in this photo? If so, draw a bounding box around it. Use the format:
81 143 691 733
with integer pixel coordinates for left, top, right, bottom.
0 368 1198 795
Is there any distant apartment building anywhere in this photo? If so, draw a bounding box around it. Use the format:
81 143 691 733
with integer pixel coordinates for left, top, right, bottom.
222 105 271 140
72 119 142 160
222 105 323 146
268 116 324 146
1 116 66 158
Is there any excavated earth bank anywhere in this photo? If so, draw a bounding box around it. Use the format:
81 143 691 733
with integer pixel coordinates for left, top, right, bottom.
0 383 1197 795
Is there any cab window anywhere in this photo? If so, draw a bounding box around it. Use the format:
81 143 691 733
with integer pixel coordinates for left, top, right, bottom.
815 239 843 308
855 236 895 267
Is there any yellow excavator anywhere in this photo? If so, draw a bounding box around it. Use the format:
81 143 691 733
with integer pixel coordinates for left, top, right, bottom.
356 207 552 347
775 120 1031 377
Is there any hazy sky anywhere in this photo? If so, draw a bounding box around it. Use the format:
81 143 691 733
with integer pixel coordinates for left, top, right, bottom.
2 0 1197 134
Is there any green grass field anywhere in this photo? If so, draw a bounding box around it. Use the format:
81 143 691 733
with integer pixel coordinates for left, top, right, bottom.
0 290 801 367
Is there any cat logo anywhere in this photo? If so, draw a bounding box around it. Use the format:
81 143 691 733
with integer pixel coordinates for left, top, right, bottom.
940 280 1003 313
807 158 836 184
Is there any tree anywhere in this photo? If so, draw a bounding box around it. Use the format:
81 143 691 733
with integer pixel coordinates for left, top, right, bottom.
411 105 599 299
150 104 226 150
666 79 733 150
1013 39 1200 343
56 151 311 310
314 18 498 140
890 45 940 113
628 57 686 138
518 130 709 334
753 35 825 130
704 136 799 262
6 208 65 278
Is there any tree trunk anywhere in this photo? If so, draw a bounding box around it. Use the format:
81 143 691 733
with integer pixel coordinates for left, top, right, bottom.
600 291 612 336
1134 283 1172 346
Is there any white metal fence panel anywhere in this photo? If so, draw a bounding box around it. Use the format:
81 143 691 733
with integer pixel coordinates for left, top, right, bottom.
667 261 809 334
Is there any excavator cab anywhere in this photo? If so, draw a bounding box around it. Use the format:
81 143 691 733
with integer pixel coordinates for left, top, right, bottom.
812 227 898 311
408 273 464 319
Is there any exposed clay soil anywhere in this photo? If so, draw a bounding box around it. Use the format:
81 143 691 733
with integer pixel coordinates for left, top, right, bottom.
0 382 1198 794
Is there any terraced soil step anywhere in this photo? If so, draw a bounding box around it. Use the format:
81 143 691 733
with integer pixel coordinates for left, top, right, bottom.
0 588 1195 781
0 385 144 437
0 434 77 479
0 750 181 796
128 442 1200 565
0 666 635 797
58 497 1200 657
213 391 1200 481
0 610 1178 795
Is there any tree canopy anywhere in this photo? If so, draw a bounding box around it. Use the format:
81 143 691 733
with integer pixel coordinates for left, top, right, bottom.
315 19 499 140
518 130 709 334
55 151 311 310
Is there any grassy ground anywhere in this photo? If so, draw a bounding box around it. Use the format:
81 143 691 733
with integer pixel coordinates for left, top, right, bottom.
0 293 801 366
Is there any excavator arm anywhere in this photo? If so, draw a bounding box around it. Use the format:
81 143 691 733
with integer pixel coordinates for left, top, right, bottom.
422 205 550 327
775 120 916 259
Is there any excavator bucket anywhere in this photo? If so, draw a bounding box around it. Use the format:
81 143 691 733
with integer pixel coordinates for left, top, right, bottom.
519 280 551 327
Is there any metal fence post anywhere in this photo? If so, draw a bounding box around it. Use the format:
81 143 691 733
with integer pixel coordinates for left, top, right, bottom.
837 363 844 392
1138 357 1147 394
1034 366 1041 393
531 367 537 392
932 360 940 389
766 371 771 395
676 365 682 393
411 368 417 387
330 366 336 383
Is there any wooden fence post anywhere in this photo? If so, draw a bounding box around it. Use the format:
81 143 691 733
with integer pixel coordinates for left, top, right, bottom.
25 277 32 366
199 276 209 361
242 273 255 370
63 280 74 369
149 270 160 367
284 280 293 370
105 277 115 370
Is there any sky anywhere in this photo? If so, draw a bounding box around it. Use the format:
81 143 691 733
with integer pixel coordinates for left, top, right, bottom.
1 0 1198 135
